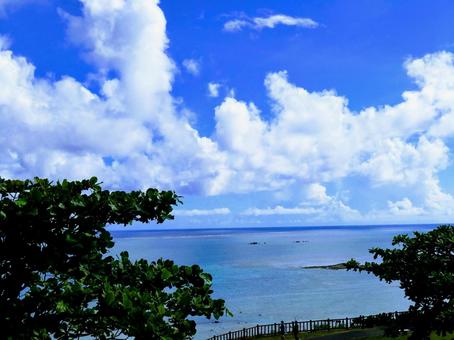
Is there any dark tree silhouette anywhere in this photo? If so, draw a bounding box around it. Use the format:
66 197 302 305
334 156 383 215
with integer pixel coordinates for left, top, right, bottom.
347 225 454 339
0 177 227 339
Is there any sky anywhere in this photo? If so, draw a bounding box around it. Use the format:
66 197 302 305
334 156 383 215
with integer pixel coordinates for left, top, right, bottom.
1 0 454 228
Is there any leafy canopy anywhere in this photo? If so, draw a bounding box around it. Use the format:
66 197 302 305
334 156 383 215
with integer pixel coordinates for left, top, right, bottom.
0 177 227 339
346 225 454 339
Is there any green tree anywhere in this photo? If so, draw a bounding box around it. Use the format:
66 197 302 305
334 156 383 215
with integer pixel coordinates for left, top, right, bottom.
346 225 454 339
0 177 227 339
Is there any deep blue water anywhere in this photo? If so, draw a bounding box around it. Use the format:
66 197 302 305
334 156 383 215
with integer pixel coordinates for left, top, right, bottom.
110 224 437 339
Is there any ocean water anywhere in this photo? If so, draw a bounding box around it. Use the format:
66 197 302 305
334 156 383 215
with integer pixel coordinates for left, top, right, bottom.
110 225 436 339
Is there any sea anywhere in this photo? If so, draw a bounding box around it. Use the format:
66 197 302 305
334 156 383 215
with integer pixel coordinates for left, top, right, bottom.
110 224 438 339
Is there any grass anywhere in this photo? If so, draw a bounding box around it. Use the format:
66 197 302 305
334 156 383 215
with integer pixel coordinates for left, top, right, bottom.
254 328 351 339
355 333 453 340
256 327 454 339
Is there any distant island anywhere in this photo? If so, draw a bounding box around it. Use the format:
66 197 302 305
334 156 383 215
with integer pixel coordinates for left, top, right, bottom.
302 263 347 270
248 240 307 245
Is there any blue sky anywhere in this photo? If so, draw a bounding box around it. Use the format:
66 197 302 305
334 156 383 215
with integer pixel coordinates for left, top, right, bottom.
1 0 454 228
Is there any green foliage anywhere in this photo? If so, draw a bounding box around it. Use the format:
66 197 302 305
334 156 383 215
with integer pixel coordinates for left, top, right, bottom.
346 225 454 339
0 177 227 339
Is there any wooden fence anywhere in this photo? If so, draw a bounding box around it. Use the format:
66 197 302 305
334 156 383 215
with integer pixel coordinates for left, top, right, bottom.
207 311 407 340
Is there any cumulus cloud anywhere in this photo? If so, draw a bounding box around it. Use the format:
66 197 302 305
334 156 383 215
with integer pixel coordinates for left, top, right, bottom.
243 183 361 223
243 206 319 216
388 198 425 216
242 199 360 220
182 58 200 76
211 55 454 217
208 82 221 98
174 208 231 217
1 0 454 221
224 14 318 32
0 0 228 194
305 183 331 204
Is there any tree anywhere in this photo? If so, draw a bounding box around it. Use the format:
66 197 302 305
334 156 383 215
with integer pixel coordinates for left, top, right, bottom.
346 225 454 339
0 177 228 339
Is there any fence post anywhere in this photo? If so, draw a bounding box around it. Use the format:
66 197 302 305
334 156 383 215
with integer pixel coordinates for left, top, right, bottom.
256 324 260 336
310 320 312 332
327 318 330 331
346 317 349 329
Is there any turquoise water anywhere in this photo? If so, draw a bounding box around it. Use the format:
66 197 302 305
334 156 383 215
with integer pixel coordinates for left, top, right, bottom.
111 225 435 339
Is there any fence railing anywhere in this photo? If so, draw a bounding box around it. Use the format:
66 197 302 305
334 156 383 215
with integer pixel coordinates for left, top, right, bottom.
207 311 407 340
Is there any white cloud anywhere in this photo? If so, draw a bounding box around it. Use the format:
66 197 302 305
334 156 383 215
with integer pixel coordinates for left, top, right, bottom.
174 208 230 217
243 199 360 220
388 198 425 216
223 19 249 32
243 183 361 222
182 58 200 76
211 55 454 214
0 0 228 194
243 205 319 216
253 15 318 29
208 82 221 98
305 183 331 204
423 178 454 214
224 14 318 32
1 0 454 221
358 137 448 186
